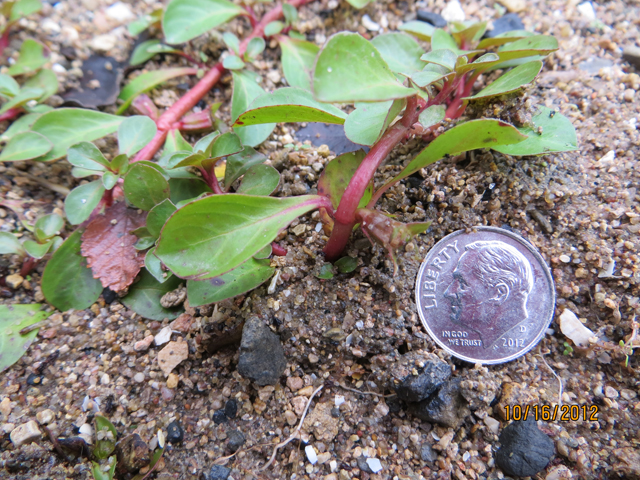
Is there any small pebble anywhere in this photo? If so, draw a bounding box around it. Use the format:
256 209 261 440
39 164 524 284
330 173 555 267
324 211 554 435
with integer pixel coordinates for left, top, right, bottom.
36 409 54 425
441 0 465 22
133 372 145 383
166 421 184 444
366 458 383 473
166 373 179 389
155 326 172 346
577 1 597 21
224 399 238 419
623 89 635 102
5 274 24 289
305 445 318 464
559 255 571 263
226 430 245 453
10 421 41 447
212 410 227 424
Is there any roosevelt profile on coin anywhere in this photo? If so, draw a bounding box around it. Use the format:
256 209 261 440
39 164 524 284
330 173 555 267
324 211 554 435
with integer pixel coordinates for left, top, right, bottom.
443 240 534 349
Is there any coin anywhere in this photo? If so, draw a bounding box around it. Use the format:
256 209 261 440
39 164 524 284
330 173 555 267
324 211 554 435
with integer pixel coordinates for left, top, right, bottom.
415 227 555 364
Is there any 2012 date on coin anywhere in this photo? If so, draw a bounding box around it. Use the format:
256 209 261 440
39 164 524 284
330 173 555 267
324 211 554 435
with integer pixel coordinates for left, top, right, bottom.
503 404 599 422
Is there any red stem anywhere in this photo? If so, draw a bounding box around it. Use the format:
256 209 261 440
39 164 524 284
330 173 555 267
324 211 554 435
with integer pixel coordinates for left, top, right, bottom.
132 0 313 163
0 107 23 122
271 243 287 256
19 257 37 277
0 26 12 57
323 96 423 260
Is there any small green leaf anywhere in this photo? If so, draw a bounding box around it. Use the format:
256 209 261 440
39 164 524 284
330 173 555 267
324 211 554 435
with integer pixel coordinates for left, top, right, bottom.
234 87 347 127
223 55 245 70
123 164 170 211
465 60 542 100
192 131 219 154
455 52 500 74
117 67 197 115
264 20 284 37
35 213 64 238
370 33 425 75
110 153 129 175
93 415 117 460
0 113 41 143
420 49 458 71
399 20 435 41
145 251 171 283
42 229 103 311
389 119 528 185
0 73 20 97
121 270 184 320
279 36 319 92
223 146 267 190
187 257 274 306
10 0 42 21
135 236 156 250
317 150 372 209
163 129 193 154
129 39 163 66
23 240 52 259
205 131 243 159
335 256 358 273
493 107 578 156
418 104 445 129
223 32 241 55
168 177 211 204
0 232 25 255
0 304 48 373
23 68 58 101
155 194 327 279
236 164 280 195
7 39 46 76
244 37 265 60
162 0 246 44
0 131 51 161
0 87 44 115
231 70 275 147
430 29 460 53
117 115 158 156
147 199 176 238
282 3 297 24
316 263 334 279
344 99 403 146
91 458 116 480
476 30 533 49
313 32 416 103
253 244 272 259
450 21 487 48
30 108 124 162
67 142 110 171
64 180 106 225
102 171 118 190
128 8 163 35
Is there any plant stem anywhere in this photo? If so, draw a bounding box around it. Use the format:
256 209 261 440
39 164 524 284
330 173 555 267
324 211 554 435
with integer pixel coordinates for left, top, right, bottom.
0 107 23 122
323 95 423 260
132 0 314 162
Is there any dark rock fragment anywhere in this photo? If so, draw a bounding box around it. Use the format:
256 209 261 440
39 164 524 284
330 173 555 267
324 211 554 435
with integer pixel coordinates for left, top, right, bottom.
26 373 43 386
623 46 640 69
115 433 150 475
407 378 470 428
224 399 237 419
166 421 183 444
420 443 438 462
201 464 232 480
495 417 555 477
295 123 365 155
393 357 451 403
62 55 125 109
417 10 447 28
483 13 525 38
226 430 245 453
356 455 373 473
102 287 117 304
212 410 227 424
237 317 287 386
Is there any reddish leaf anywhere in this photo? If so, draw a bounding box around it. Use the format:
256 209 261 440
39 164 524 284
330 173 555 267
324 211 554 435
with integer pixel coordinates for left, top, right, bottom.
81 202 147 292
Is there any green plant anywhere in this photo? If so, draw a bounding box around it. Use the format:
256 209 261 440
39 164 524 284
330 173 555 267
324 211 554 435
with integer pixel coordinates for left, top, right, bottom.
0 0 42 55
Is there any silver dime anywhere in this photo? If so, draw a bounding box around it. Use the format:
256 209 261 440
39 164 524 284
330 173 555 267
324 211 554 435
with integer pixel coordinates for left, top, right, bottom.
415 227 555 364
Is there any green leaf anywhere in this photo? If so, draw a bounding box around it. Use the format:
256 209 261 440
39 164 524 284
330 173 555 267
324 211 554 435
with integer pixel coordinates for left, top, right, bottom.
390 119 528 185
430 29 460 53
30 108 124 162
0 87 43 115
155 194 326 279
0 73 20 97
465 60 542 100
117 115 158 156
0 131 51 161
117 67 197 114
0 112 41 143
163 129 193 154
187 257 274 306
223 55 245 70
335 256 357 273
110 153 129 175
145 251 171 283
345 0 372 8
316 263 334 279
163 0 245 44
493 107 577 156
253 244 272 259
499 34 558 55
102 171 118 190
7 39 46 76
282 3 297 25
450 21 487 48
128 8 163 36
93 415 117 460
205 131 243 159
91 458 116 480
23 68 58 101
418 104 445 129
168 177 211 204
42 229 103 311
223 32 240 55
0 232 25 255
223 146 267 190
264 20 284 37
344 99 403 146
455 52 500 74
245 37 265 60
476 30 533 49
370 33 425 75
123 164 171 211
317 150 372 209
67 141 110 171
234 87 347 127
192 131 219 154
23 239 52 259
10 0 42 21
399 20 435 41
279 36 319 92
129 39 163 66
420 49 458 71
35 213 64 238
236 164 280 195
231 70 275 147
0 304 47 373
135 236 156 250
64 180 106 225
121 270 184 320
313 32 416 103
147 199 176 238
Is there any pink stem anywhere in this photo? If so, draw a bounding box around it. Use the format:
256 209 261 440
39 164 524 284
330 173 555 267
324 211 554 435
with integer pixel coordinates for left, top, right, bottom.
0 26 11 57
323 96 423 260
0 107 22 122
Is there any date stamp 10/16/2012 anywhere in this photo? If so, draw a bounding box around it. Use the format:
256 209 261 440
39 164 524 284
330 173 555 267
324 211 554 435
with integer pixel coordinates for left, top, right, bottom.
503 404 600 422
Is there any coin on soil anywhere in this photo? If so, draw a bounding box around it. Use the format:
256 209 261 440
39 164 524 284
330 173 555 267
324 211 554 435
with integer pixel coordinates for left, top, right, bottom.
415 227 555 364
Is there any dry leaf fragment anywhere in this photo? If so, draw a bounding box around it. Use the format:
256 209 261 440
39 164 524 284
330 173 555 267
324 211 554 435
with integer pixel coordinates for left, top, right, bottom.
81 202 146 292
157 340 189 376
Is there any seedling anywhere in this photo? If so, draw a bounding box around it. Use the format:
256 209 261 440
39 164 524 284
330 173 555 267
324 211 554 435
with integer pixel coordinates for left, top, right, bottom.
0 0 43 55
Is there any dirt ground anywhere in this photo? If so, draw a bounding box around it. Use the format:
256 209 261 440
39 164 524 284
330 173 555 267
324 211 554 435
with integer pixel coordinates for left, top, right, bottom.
1 0 639 479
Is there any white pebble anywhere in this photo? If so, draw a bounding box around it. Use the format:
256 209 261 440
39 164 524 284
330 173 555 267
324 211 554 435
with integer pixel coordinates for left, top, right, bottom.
42 18 61 34
362 14 380 32
134 372 145 383
366 458 383 473
577 2 596 21
559 254 571 263
559 309 595 347
155 326 172 346
334 395 345 407
90 34 117 53
305 445 318 464
442 0 465 22
106 2 135 23
52 63 67 74
484 416 500 434
10 421 41 447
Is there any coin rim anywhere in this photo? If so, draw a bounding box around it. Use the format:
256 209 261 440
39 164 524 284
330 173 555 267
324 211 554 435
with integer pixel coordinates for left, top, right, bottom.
415 226 556 365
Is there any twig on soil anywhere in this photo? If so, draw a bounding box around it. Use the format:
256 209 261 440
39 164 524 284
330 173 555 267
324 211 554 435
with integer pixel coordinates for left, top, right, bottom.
20 172 71 196
19 319 50 335
256 384 324 472
537 348 564 407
